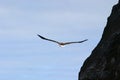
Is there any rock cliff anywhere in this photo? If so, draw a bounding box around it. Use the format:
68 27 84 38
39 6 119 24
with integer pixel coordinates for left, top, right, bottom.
79 1 120 80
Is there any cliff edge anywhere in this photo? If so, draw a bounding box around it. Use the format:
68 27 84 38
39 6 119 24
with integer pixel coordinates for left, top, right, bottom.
79 1 120 80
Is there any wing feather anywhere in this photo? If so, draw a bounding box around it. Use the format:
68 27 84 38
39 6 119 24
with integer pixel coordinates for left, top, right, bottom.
63 39 88 45
37 34 59 43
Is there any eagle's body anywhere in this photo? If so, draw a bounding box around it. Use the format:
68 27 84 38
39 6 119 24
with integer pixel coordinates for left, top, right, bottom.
37 34 88 47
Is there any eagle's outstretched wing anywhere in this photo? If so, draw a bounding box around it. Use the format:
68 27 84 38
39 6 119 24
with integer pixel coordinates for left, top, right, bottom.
62 39 88 45
37 34 59 44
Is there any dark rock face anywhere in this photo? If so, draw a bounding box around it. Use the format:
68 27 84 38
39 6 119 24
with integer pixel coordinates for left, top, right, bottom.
79 1 120 80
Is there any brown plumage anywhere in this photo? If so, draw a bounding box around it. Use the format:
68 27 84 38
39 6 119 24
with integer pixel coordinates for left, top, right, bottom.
37 34 88 47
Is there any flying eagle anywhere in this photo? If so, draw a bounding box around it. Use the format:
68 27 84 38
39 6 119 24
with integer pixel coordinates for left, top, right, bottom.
37 34 88 47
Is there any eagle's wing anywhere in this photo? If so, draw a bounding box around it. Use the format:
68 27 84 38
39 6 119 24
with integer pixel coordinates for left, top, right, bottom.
63 39 88 45
37 34 59 44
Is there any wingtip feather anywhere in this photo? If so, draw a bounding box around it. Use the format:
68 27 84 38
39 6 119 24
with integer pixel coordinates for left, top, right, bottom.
37 34 44 39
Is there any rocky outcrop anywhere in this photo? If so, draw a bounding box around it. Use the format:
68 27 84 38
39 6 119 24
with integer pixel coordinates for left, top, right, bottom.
78 1 120 80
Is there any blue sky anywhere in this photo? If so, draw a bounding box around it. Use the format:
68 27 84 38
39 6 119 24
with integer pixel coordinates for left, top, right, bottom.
0 0 118 80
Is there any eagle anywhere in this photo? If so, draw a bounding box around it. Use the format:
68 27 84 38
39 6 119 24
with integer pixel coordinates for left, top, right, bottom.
37 34 88 47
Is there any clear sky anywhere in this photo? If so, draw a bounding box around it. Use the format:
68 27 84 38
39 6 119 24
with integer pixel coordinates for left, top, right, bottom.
0 0 118 80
